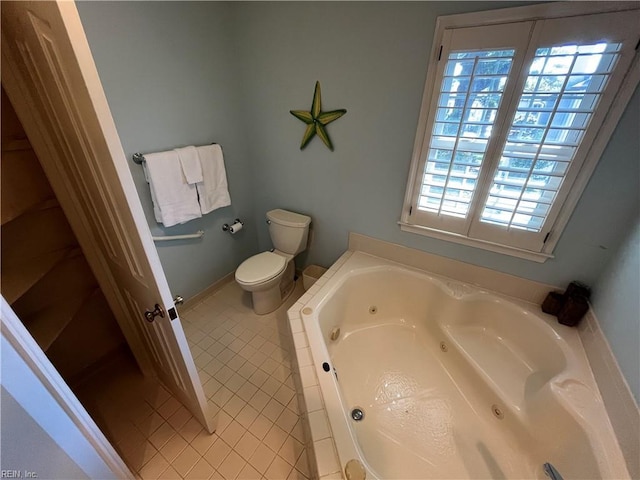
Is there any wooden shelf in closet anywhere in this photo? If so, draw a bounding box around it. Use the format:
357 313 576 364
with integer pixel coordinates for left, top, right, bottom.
46 288 126 379
1 247 75 305
1 204 79 304
1 143 56 225
18 252 99 351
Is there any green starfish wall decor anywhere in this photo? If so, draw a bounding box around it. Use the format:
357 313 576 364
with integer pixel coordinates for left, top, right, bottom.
290 81 346 151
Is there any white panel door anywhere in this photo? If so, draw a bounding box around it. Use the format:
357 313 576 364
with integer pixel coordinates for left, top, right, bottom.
1 0 214 433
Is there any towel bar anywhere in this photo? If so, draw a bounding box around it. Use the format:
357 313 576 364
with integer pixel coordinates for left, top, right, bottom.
132 143 219 165
152 230 204 242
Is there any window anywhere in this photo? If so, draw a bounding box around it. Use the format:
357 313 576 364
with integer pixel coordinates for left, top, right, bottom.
401 4 640 261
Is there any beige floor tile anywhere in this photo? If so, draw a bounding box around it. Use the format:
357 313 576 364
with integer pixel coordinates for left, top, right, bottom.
217 450 246 480
219 420 246 448
209 382 231 405
263 424 288 453
260 377 282 397
173 444 201 477
247 369 269 388
248 443 276 475
148 422 178 450
234 431 261 461
237 463 262 480
159 433 188 462
138 453 169 480
190 430 219 456
158 465 181 480
204 438 232 470
184 458 215 480
278 436 304 467
225 374 246 393
79 280 308 480
203 377 223 398
247 389 270 413
286 467 309 480
289 420 305 444
223 394 247 418
215 410 234 433
248 414 273 440
179 417 206 443
226 354 246 371
214 365 235 384
262 399 285 422
168 405 193 431
136 411 166 437
273 384 295 407
264 455 293 480
235 404 260 430
157 396 182 420
294 451 310 478
236 361 258 379
236 381 258 403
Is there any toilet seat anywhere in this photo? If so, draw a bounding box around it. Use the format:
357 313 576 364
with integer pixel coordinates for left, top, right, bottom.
235 251 287 286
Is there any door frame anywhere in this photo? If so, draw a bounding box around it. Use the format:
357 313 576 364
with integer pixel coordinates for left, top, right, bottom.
1 5 154 378
1 297 134 479
2 0 213 432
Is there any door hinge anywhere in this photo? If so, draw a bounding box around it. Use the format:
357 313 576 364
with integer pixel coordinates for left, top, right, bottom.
409 205 413 215
543 231 551 244
438 45 443 61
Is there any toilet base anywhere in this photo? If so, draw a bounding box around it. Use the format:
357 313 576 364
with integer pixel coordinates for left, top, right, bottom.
251 286 282 315
250 261 295 315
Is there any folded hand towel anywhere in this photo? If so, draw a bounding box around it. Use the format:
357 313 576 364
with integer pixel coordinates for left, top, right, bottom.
196 144 231 214
143 150 202 227
174 146 203 184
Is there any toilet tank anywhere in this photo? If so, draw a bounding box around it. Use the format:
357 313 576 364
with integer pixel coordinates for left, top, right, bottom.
267 209 311 256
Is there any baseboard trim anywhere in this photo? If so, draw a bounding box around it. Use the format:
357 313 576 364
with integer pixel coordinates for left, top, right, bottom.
181 272 235 311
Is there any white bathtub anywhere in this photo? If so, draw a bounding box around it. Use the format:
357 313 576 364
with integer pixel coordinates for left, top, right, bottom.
288 251 628 480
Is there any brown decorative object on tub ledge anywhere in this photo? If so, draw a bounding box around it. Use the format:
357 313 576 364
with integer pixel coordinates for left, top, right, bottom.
542 280 592 326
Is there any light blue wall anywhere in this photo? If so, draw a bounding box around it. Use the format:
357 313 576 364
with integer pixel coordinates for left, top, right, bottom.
77 2 638 389
592 220 640 403
234 1 640 289
76 1 259 300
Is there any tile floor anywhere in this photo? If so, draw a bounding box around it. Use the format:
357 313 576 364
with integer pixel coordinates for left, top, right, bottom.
75 280 310 480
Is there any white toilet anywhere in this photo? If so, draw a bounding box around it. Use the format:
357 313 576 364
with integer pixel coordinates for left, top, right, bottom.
235 209 311 315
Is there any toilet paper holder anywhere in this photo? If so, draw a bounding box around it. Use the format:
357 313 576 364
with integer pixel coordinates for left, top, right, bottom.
222 219 244 233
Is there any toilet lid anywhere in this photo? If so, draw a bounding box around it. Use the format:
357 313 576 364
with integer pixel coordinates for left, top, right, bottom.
236 252 287 285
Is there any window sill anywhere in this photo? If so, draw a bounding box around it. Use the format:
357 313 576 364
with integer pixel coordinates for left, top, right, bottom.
398 221 554 263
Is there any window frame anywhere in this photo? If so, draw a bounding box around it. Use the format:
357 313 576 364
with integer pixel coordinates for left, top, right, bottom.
400 2 640 262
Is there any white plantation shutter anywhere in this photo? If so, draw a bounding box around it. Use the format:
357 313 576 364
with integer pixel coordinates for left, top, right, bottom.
405 7 640 257
409 22 534 235
419 49 516 219
481 44 621 232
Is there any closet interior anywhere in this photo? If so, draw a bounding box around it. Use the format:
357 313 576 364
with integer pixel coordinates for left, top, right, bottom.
1 86 128 384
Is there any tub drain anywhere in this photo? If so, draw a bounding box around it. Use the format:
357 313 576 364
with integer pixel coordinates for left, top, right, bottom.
440 341 448 352
351 407 364 421
368 306 377 314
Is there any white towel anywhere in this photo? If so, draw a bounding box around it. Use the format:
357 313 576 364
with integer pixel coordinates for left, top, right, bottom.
196 144 231 214
174 146 203 184
143 150 202 227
